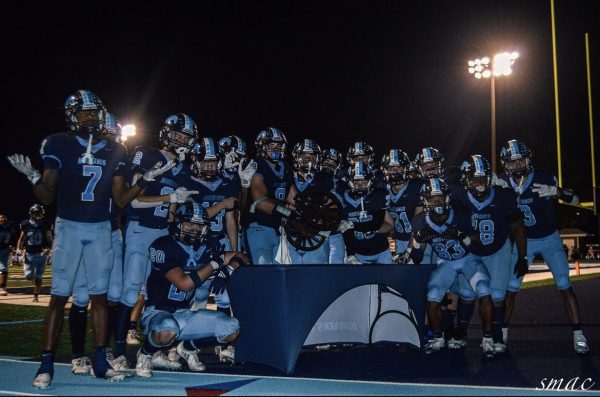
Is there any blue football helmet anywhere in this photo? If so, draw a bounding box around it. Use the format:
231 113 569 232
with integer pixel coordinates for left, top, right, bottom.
190 137 223 181
415 147 445 179
346 141 375 166
320 148 343 175
347 161 375 199
500 139 532 178
170 201 210 249
460 154 493 199
159 113 199 161
29 204 45 221
64 90 107 137
255 127 287 161
380 149 411 184
421 178 451 216
219 135 247 172
292 139 322 174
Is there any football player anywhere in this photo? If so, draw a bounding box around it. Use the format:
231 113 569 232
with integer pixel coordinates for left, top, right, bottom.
0 214 16 296
17 204 53 302
7 89 173 388
333 162 394 264
320 148 346 264
380 149 423 263
409 179 495 357
112 113 199 373
451 155 527 353
499 139 590 354
247 127 297 264
135 201 245 378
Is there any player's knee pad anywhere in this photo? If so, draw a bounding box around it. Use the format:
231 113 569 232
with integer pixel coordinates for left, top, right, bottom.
490 289 507 303
458 287 476 301
507 276 523 293
148 316 180 347
215 316 240 343
427 286 444 303
554 274 571 290
121 284 142 307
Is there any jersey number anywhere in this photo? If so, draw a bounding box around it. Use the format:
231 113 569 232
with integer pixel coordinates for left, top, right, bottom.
518 205 536 227
477 219 495 245
81 165 102 202
275 187 286 201
202 202 225 233
168 285 193 302
154 187 175 218
432 240 466 260
390 211 411 234
27 231 43 246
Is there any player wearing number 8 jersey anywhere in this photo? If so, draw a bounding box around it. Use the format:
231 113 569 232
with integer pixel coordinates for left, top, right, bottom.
499 139 590 354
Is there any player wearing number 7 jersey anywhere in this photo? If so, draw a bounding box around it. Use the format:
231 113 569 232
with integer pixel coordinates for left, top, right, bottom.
7 90 173 389
499 139 590 354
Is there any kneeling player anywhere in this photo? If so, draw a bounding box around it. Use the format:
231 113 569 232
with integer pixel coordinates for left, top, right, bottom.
410 179 495 357
136 201 246 378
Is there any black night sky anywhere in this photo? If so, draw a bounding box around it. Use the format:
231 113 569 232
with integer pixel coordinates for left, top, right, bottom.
1 1 599 233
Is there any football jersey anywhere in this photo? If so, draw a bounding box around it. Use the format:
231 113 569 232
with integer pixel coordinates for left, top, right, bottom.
178 175 241 239
461 186 521 256
334 188 390 256
387 179 423 242
40 133 129 222
411 206 476 261
249 158 294 229
130 146 187 229
293 172 335 194
146 235 224 311
0 221 16 250
19 219 51 254
501 169 559 239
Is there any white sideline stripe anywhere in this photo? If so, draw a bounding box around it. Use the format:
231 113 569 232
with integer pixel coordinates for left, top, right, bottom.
0 317 67 326
2 358 597 394
0 391 50 396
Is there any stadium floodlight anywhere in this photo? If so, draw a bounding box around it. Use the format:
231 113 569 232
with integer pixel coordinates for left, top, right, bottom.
467 51 519 173
121 124 137 142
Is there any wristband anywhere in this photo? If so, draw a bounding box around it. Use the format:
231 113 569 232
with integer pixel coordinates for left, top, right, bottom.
275 204 292 218
189 270 203 288
412 241 421 250
462 236 472 247
209 261 221 271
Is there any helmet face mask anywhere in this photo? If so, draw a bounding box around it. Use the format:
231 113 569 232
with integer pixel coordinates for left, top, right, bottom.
29 204 45 222
460 155 492 199
421 178 451 217
190 138 223 181
255 127 287 161
348 162 374 199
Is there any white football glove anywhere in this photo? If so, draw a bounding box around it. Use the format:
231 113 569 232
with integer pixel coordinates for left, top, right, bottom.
223 152 240 171
491 173 509 188
7 154 42 185
143 160 176 182
169 187 199 204
532 183 558 198
238 159 257 188
346 255 361 265
337 220 354 233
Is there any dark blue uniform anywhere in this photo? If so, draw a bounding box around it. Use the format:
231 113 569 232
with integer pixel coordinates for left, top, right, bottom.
179 175 241 245
0 221 16 250
501 169 572 291
146 236 224 311
388 179 423 249
293 172 334 194
40 132 129 222
19 220 51 254
334 188 392 262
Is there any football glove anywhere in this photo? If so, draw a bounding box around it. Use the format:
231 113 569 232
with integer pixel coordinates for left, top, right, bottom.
169 187 199 204
346 255 361 265
532 183 558 198
209 265 235 295
137 160 176 188
7 154 41 185
238 159 257 188
337 220 354 233
492 173 509 188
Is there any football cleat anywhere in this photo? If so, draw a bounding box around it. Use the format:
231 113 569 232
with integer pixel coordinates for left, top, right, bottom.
32 373 52 389
90 367 126 382
481 337 495 358
135 349 153 378
71 357 92 375
126 329 141 345
447 337 467 350
168 346 181 363
215 345 235 363
151 350 182 371
574 332 590 354
177 342 206 372
493 341 508 354
109 354 134 378
424 337 445 354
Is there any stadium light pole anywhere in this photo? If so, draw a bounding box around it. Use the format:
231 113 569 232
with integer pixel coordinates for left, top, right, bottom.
468 52 519 174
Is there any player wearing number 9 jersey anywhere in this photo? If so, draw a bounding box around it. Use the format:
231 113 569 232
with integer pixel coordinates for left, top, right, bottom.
247 128 297 265
499 139 589 354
